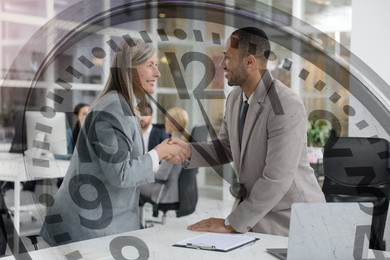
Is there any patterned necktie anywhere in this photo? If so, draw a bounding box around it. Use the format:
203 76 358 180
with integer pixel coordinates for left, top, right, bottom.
239 100 249 146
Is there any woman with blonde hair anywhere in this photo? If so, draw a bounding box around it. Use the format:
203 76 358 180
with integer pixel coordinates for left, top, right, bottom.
165 107 190 142
140 107 189 205
40 39 186 246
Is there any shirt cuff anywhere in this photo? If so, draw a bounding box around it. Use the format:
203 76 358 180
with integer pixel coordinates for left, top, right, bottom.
148 149 160 172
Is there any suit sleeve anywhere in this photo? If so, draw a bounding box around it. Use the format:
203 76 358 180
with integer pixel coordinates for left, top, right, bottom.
188 93 234 167
90 111 155 188
228 91 307 233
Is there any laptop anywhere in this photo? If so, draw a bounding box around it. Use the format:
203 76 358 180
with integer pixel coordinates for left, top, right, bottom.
267 202 373 260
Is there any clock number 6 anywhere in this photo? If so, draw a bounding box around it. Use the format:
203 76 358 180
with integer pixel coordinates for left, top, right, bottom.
109 236 149 260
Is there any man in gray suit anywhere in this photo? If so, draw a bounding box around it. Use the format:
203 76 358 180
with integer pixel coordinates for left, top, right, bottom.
169 27 325 236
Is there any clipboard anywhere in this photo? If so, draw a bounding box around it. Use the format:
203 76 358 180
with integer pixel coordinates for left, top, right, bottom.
173 233 259 252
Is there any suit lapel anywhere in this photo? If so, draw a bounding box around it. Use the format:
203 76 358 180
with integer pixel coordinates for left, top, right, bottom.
239 100 263 161
240 70 274 164
232 94 242 167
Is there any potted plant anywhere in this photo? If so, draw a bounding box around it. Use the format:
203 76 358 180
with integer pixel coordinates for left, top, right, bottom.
307 118 331 148
307 118 331 178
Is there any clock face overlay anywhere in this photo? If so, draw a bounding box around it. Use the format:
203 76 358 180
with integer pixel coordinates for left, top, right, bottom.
2 1 389 258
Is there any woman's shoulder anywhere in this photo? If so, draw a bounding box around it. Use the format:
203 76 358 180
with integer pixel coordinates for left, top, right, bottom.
91 91 133 116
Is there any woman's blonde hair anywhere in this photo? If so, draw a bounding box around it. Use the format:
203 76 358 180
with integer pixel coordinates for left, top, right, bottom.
166 107 190 142
93 38 156 115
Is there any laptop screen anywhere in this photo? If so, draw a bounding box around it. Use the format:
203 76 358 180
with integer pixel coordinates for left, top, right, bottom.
267 202 373 260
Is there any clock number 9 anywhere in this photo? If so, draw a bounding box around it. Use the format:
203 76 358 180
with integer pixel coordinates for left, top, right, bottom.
68 174 113 229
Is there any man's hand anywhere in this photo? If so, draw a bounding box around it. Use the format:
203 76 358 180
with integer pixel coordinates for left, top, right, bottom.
165 138 192 164
154 139 188 162
187 218 234 233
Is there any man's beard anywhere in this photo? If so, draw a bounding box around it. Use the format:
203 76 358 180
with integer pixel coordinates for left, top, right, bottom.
227 64 247 86
140 122 149 130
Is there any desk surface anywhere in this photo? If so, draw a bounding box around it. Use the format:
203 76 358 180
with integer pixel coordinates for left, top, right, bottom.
2 225 288 259
3 224 390 260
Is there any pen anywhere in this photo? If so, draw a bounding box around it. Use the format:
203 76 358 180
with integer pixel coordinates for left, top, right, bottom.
186 243 216 250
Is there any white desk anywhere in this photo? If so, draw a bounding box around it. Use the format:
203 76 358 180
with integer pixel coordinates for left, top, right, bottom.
2 224 390 260
1 225 289 259
0 152 69 233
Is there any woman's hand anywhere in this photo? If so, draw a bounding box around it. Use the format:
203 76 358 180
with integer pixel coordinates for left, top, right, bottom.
154 138 190 163
167 138 192 163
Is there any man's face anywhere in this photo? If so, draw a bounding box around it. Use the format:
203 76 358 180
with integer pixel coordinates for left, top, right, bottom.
140 110 153 130
220 36 248 86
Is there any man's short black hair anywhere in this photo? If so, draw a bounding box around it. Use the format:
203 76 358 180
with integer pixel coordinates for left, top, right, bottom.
231 27 271 66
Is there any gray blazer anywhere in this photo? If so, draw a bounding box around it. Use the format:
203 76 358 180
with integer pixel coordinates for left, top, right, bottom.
40 91 155 246
189 71 325 236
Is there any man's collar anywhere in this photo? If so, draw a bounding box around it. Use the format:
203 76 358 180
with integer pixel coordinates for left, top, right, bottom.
241 92 253 105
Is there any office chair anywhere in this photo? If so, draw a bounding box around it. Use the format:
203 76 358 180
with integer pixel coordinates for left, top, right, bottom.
139 167 198 227
1 185 38 252
322 134 390 251
139 125 208 227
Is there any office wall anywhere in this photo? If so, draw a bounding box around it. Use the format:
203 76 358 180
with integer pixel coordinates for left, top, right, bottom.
351 0 390 86
350 0 390 246
349 0 390 140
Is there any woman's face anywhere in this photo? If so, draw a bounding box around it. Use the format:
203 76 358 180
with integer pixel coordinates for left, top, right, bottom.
135 53 161 94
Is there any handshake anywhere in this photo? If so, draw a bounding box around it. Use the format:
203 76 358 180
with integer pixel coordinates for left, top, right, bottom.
154 138 192 164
